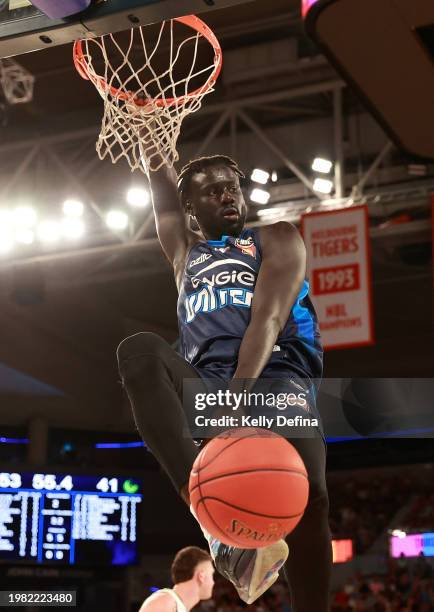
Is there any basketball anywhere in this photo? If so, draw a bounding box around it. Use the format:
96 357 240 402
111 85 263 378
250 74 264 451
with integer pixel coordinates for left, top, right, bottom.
189 428 309 549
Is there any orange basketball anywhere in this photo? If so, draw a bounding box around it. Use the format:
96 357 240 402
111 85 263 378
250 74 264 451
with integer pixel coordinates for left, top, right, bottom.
189 428 309 549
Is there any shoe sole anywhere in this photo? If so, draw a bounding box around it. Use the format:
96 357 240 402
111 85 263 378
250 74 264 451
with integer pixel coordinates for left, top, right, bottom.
237 540 289 605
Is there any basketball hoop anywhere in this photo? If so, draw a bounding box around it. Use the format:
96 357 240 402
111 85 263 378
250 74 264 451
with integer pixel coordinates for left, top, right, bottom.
73 16 222 173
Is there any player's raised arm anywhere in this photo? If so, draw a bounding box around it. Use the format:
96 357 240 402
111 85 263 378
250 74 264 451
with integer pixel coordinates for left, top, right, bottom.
141 137 200 289
146 163 192 267
138 118 195 273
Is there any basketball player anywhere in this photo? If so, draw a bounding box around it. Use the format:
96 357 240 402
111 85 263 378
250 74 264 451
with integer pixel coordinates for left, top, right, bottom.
139 546 214 611
117 156 332 611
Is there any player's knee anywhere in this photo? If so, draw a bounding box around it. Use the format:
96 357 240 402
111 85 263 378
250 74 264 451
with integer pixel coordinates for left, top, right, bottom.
117 332 165 361
117 332 166 380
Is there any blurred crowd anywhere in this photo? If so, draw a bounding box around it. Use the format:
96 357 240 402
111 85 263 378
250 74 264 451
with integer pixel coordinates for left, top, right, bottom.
193 554 434 610
331 555 434 611
328 475 414 553
400 493 434 530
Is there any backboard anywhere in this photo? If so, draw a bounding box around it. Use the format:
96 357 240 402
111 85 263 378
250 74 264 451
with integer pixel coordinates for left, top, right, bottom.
0 0 253 58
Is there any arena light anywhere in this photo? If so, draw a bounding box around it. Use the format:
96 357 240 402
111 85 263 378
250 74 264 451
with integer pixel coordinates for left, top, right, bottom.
37 220 61 243
12 205 37 228
332 539 353 563
0 437 29 444
271 171 278 182
61 218 85 239
312 157 333 174
0 233 14 254
95 441 146 449
313 178 334 194
257 207 285 218
392 529 407 538
0 209 12 230
250 188 271 205
302 0 320 19
391 532 434 558
15 228 34 245
250 169 270 185
63 199 84 217
127 187 150 208
106 210 129 230
407 163 427 176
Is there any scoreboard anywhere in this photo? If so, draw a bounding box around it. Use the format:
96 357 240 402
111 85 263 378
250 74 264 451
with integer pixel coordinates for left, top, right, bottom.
0 471 142 566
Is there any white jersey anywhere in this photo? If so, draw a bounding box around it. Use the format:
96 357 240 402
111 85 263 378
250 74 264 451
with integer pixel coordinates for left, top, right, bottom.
140 588 187 612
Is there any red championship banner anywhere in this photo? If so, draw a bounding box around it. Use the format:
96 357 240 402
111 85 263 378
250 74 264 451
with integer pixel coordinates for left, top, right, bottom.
301 205 374 349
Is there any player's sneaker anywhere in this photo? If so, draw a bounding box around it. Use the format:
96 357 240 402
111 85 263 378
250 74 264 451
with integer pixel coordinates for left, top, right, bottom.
190 505 288 604
209 537 289 604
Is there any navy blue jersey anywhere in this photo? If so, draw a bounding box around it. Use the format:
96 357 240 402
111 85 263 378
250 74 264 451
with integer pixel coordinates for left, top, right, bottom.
177 227 323 383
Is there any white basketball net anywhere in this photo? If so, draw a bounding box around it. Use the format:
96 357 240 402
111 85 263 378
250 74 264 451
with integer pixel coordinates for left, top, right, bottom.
76 20 220 173
0 58 35 105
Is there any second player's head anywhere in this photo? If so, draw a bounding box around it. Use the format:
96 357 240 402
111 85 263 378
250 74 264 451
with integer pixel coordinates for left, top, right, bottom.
171 546 215 601
178 155 247 240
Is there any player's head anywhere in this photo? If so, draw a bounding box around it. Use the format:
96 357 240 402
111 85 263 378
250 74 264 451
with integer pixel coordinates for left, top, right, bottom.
178 155 247 240
171 546 215 601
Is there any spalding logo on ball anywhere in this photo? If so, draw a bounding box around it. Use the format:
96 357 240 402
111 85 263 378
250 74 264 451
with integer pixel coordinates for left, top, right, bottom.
189 427 309 549
227 518 287 544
